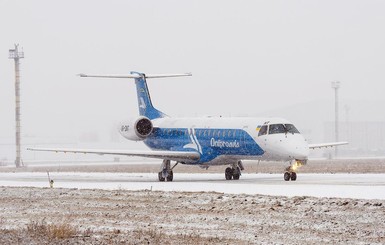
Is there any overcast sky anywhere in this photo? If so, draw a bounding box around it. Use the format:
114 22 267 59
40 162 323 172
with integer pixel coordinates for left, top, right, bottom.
1 0 385 148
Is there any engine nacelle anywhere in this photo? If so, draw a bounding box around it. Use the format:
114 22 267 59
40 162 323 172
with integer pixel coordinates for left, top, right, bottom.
119 116 153 141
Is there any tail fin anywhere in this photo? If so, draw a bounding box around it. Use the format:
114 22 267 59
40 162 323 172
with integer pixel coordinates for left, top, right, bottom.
131 72 166 119
79 71 191 120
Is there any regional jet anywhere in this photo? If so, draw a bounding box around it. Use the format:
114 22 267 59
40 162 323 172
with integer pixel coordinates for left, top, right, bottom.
28 72 347 181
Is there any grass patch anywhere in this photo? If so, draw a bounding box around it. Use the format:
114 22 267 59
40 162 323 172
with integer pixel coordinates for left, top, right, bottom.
26 219 78 239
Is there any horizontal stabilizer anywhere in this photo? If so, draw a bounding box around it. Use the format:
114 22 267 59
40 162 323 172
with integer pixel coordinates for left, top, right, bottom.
309 142 348 149
78 73 141 79
27 147 200 163
78 73 192 79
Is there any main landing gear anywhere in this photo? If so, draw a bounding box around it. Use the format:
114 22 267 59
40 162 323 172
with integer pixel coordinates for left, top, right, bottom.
158 160 178 182
225 161 244 180
284 160 306 181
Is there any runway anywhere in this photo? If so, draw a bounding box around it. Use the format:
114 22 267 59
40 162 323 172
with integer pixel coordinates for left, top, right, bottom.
0 172 384 200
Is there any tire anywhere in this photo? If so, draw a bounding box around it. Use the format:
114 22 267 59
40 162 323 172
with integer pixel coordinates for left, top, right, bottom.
290 172 297 181
232 167 240 180
225 167 233 180
284 172 291 181
233 173 240 180
158 172 165 182
166 171 173 182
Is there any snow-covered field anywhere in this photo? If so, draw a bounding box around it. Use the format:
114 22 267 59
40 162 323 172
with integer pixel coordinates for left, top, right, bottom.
0 159 385 244
1 186 384 244
0 172 384 200
1 162 385 244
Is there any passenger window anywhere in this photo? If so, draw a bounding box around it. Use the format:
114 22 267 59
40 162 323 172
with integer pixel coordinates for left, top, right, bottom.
203 130 207 137
228 130 232 137
207 130 211 137
258 125 268 136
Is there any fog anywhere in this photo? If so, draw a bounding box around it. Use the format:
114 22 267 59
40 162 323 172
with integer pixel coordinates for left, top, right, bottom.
1 0 385 161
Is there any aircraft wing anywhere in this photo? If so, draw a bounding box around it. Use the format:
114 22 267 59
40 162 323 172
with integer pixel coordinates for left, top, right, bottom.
27 148 200 163
308 142 348 149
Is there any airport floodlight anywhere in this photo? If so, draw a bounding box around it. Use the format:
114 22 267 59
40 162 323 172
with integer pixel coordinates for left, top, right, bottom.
8 44 24 168
331 81 341 158
331 81 340 89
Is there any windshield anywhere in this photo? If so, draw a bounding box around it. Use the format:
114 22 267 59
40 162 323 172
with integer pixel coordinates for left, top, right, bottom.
269 124 286 134
268 124 300 134
285 124 300 134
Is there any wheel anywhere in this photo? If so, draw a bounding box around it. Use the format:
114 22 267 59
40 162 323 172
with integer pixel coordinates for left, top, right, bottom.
233 173 240 180
158 172 165 182
290 172 297 181
225 167 233 180
232 167 240 180
166 171 173 181
284 172 291 181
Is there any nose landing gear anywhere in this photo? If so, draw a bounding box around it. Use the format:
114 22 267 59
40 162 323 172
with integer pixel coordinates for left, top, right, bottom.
284 160 306 181
284 171 297 181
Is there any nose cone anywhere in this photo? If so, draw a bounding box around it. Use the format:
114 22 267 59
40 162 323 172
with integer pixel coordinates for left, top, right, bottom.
287 136 309 160
292 145 309 160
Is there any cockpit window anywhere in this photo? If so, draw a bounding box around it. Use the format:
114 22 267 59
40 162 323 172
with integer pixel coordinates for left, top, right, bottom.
269 124 286 134
268 124 300 134
285 124 300 134
258 125 268 136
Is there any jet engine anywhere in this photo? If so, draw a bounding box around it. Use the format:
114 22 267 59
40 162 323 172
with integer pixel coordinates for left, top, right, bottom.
119 116 153 141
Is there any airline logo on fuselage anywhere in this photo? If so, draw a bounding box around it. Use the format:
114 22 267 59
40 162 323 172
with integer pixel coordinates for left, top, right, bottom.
210 138 240 148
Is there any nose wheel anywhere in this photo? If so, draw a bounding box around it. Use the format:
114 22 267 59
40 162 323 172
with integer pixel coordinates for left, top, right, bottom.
284 171 297 181
284 160 305 181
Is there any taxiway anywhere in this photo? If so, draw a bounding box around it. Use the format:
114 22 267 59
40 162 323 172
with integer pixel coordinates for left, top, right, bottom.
0 172 384 200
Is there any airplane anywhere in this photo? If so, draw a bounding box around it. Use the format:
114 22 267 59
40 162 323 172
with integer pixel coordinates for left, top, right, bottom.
28 72 348 182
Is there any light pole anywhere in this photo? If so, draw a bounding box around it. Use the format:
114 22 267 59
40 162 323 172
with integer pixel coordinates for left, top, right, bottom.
331 81 340 158
9 44 24 168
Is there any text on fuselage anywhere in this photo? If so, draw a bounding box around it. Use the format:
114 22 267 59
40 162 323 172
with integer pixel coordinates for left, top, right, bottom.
210 138 240 148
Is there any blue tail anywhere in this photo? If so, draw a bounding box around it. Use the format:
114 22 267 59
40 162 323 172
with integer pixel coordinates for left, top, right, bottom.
131 72 167 120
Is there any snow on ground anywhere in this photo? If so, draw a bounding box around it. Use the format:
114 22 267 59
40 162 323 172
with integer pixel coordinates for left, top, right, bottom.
0 172 384 200
1 186 384 244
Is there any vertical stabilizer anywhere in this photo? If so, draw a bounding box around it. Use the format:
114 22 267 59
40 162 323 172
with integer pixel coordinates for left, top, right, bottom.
131 72 167 120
